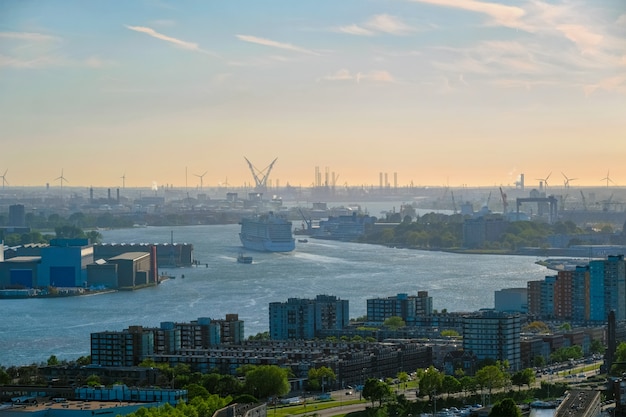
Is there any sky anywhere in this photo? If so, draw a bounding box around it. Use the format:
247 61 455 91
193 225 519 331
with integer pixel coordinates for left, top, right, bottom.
1 0 625 190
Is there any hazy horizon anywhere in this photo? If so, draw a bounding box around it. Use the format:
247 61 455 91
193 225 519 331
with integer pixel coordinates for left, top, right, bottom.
1 0 624 189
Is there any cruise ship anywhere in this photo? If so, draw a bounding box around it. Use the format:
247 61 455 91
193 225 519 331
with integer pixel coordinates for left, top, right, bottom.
239 212 295 252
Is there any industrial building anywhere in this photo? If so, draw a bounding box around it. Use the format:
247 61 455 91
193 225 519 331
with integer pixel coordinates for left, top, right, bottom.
0 239 158 292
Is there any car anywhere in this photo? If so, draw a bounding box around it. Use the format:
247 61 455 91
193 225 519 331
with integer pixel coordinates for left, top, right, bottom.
345 391 353 395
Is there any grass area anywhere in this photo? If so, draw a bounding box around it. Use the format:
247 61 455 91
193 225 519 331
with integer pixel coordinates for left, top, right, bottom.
269 398 365 417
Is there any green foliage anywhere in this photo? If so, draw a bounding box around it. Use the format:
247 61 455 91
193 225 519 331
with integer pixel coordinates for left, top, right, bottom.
489 398 522 417
124 394 231 417
475 365 508 393
522 321 550 334
590 339 605 355
247 331 270 341
244 365 290 400
307 366 336 391
418 366 444 399
511 369 535 390
550 345 583 363
383 316 406 329
440 329 460 338
0 367 10 385
362 378 393 407
86 374 101 387
47 355 59 366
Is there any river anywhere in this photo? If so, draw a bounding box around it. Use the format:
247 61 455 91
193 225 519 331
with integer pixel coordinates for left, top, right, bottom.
0 223 550 367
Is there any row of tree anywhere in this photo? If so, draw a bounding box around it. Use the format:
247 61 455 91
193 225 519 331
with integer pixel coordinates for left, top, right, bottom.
361 211 618 250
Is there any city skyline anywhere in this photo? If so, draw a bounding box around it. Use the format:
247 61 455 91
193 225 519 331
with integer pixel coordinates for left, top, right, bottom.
1 0 625 189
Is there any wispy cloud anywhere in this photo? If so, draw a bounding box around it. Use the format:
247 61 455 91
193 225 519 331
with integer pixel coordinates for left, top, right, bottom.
337 14 415 36
320 69 395 83
125 25 219 58
365 14 415 35
0 31 60 42
236 34 319 55
409 0 526 30
584 75 626 96
556 24 603 55
126 25 199 50
0 54 113 69
338 24 374 36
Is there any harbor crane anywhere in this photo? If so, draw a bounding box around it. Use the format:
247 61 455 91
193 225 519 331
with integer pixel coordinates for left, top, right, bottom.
245 157 277 193
499 187 508 214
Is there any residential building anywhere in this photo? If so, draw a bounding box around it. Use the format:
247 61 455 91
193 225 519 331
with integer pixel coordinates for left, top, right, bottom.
462 310 522 371
269 294 349 340
366 291 433 323
494 288 527 313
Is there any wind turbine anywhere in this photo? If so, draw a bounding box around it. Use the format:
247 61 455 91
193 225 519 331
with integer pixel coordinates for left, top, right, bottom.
0 169 8 189
55 169 69 192
536 172 551 191
194 171 207 190
561 172 577 189
601 171 614 188
121 173 126 188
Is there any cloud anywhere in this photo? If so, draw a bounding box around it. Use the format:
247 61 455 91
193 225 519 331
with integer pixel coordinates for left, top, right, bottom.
320 69 395 83
236 34 319 55
409 0 527 30
0 54 112 69
0 31 60 42
338 24 374 36
556 24 603 55
126 25 199 50
337 14 415 36
364 14 415 35
584 75 626 96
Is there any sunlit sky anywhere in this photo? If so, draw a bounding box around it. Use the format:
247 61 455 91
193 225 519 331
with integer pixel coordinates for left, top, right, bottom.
1 0 625 190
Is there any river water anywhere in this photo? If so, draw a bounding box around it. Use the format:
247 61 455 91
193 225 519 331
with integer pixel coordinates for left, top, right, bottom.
1 223 550 367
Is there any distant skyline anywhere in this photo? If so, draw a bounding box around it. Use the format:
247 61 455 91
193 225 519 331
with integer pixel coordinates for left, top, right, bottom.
1 0 625 189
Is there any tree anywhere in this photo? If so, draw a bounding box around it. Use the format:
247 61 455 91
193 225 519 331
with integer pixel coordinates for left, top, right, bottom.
475 365 507 399
440 329 460 338
244 365 290 400
397 371 409 390
47 355 59 366
419 366 443 400
383 316 406 329
511 369 535 390
441 375 461 398
362 378 393 407
590 339 605 355
489 398 522 417
307 366 336 391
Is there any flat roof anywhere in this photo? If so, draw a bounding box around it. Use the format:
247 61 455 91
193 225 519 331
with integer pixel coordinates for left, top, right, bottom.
4 256 41 263
109 252 150 261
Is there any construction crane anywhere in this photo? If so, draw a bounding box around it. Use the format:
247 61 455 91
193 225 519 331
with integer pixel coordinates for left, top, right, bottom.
499 187 508 214
244 157 277 193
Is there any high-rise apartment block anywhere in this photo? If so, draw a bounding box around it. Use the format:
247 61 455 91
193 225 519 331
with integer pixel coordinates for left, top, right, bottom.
269 294 349 340
462 310 522 371
91 315 243 366
527 255 626 324
367 291 433 323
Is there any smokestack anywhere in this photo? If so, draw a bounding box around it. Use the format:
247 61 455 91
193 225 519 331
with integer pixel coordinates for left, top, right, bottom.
116 188 120 203
107 188 111 201
90 187 93 203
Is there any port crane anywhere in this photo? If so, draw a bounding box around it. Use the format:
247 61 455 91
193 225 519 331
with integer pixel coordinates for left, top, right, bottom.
244 157 277 193
499 187 508 214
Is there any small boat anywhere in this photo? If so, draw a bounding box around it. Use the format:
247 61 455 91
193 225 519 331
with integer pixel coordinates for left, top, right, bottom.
237 253 253 264
298 239 308 243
